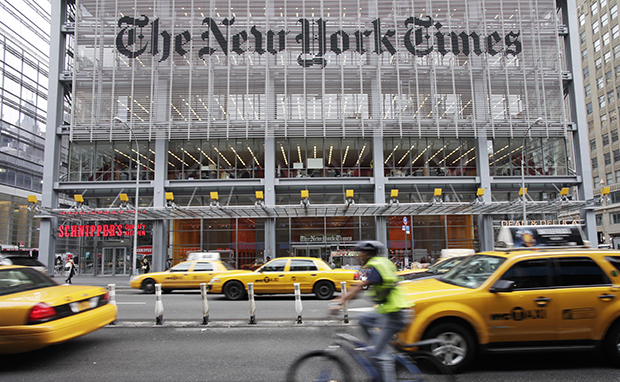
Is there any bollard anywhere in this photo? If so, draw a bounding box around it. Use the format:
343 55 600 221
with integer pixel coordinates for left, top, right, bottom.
248 282 256 324
108 284 117 325
294 283 303 324
340 281 349 324
200 283 209 325
155 284 164 325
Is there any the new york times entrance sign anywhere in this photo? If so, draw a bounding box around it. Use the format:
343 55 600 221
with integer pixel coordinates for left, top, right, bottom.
116 15 522 67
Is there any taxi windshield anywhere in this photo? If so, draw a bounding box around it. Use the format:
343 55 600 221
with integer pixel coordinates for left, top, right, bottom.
428 257 465 275
438 255 505 289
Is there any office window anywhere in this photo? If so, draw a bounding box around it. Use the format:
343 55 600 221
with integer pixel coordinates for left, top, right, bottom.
594 21 601 35
593 2 599 17
612 128 619 142
581 30 587 45
612 4 618 19
587 102 594 114
581 13 587 26
598 76 605 89
615 44 620 58
585 65 590 79
602 0 608 9
608 89 615 103
586 84 592 97
595 39 602 52
591 138 598 151
597 214 604 226
608 172 614 184
604 132 610 145
605 50 612 64
607 69 614 84
589 119 596 131
603 13 610 27
604 31 611 46
600 94 608 108
614 148 620 162
616 169 620 181
593 157 599 170
614 25 620 40
595 176 601 187
613 212 620 224
602 114 609 129
583 48 589 61
597 57 604 70
616 64 620 77
606 152 612 165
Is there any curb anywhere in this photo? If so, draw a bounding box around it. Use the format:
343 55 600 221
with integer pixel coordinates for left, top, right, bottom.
108 320 352 328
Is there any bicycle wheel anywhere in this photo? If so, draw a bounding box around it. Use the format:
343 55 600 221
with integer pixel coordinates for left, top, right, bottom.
396 351 456 382
286 350 353 382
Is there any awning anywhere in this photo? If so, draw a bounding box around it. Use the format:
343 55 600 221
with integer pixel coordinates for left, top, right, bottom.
40 199 593 222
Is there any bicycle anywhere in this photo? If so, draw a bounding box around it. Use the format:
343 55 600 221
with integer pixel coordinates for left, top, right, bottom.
285 332 456 382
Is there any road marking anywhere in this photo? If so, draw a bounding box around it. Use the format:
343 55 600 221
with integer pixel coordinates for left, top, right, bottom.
116 302 147 305
347 307 375 312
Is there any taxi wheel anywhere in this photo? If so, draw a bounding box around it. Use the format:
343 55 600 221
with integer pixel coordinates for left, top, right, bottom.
604 322 620 365
314 281 335 300
424 322 475 373
142 279 156 294
224 281 246 300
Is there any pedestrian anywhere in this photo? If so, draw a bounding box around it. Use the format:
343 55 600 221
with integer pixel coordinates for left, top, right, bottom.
65 258 76 284
141 257 150 273
330 240 409 382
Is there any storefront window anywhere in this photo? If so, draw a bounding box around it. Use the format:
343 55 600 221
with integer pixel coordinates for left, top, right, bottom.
383 138 476 177
276 138 372 178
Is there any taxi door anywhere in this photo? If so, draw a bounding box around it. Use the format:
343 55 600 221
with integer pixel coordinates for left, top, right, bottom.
253 259 288 294
553 256 617 341
485 258 559 344
284 259 319 293
164 262 194 288
185 261 216 288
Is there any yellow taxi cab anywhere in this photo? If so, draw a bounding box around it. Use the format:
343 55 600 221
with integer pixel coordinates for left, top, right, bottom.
397 225 620 373
0 264 117 354
208 257 360 300
130 258 245 293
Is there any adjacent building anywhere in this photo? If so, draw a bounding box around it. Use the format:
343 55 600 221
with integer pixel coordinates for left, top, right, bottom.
39 0 595 275
0 0 51 254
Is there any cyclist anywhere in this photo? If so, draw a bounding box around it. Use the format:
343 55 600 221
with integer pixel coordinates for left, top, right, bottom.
330 240 410 382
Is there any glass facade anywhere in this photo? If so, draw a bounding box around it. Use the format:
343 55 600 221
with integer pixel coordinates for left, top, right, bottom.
0 0 50 253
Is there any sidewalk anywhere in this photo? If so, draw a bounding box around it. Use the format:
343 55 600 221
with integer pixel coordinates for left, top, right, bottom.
51 273 133 289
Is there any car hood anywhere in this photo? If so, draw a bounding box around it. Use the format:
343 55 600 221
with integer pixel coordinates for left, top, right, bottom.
399 278 469 304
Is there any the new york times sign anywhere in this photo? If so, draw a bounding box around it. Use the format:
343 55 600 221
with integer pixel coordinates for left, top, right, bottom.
116 15 522 68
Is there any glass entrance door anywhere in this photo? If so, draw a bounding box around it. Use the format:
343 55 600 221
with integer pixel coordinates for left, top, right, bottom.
102 247 128 275
293 245 327 260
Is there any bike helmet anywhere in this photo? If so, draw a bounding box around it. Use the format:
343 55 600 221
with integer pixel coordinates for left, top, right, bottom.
353 240 386 256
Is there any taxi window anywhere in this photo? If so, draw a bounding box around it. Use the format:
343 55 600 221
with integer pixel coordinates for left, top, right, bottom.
170 262 193 272
605 256 620 272
498 259 551 290
440 255 506 289
0 268 56 296
289 259 318 271
193 262 214 272
553 257 611 287
261 259 287 272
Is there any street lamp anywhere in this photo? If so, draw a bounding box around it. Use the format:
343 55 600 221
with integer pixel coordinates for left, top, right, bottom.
114 117 140 276
521 117 543 224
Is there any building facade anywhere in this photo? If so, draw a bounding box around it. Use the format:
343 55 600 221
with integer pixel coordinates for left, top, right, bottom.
578 0 620 249
0 0 51 253
39 0 595 275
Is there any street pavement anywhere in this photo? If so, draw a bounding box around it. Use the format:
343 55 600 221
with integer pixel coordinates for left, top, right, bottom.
51 273 134 289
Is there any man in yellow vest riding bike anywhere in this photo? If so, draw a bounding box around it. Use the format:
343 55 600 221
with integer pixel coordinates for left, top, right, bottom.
331 240 409 382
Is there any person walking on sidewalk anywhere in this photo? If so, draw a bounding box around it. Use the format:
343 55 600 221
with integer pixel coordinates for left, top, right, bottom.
141 257 150 273
65 258 76 284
